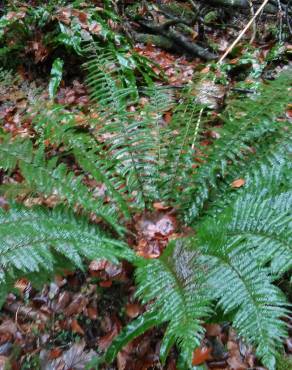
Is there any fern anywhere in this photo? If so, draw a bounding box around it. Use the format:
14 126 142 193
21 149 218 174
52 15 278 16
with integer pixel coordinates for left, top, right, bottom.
104 241 212 367
0 203 135 284
194 191 291 368
181 72 292 222
0 44 291 370
105 152 291 368
0 135 123 233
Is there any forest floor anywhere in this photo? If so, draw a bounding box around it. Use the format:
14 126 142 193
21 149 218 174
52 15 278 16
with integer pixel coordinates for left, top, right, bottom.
0 1 291 369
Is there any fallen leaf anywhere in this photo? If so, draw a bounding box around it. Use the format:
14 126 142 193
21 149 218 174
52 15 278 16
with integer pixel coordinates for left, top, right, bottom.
49 348 62 360
0 197 9 211
99 280 112 288
195 79 226 110
125 303 141 319
192 346 212 365
54 291 71 312
70 319 84 336
163 111 172 124
153 202 171 211
40 341 96 370
231 178 245 188
87 305 98 320
98 317 121 351
64 294 88 316
205 323 221 337
15 277 29 289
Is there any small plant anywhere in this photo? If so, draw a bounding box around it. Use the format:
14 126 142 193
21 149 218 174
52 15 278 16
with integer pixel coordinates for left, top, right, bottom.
0 1 158 84
0 43 291 369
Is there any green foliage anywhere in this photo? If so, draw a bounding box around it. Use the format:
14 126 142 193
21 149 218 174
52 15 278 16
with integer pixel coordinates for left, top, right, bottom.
181 71 292 223
0 135 123 233
104 143 291 368
0 202 134 285
135 241 212 365
0 42 291 369
0 1 159 84
49 57 64 99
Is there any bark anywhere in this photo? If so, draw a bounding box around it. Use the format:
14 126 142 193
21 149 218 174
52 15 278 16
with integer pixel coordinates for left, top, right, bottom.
133 33 174 50
206 0 249 8
167 28 217 60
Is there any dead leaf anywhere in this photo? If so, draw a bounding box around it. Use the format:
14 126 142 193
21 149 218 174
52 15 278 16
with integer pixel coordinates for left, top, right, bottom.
163 111 172 124
0 320 17 341
86 305 98 320
89 259 107 273
55 7 72 25
40 341 96 370
6 11 26 21
14 278 30 293
136 239 161 259
49 348 62 360
0 197 9 211
125 303 141 319
53 291 71 312
231 178 245 188
99 280 112 288
70 319 84 336
98 316 121 351
205 323 222 337
153 202 171 211
89 21 102 35
192 346 212 365
64 294 88 316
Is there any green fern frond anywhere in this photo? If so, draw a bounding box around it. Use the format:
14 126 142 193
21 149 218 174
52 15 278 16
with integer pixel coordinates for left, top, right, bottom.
83 44 162 208
200 131 292 225
182 71 292 223
0 203 135 284
190 165 292 367
83 43 138 112
106 130 291 368
225 192 292 276
105 241 212 367
194 214 289 369
160 90 205 200
32 104 132 218
0 135 123 233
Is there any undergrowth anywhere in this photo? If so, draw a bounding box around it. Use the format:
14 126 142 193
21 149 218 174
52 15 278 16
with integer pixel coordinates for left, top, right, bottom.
0 40 291 369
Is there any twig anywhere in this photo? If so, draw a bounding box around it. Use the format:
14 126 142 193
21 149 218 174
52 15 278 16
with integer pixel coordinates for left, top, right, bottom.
276 0 283 41
286 0 292 35
218 0 270 64
248 0 257 43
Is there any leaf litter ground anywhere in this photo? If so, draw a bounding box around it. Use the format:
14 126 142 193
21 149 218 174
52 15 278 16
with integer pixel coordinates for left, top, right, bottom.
0 6 292 370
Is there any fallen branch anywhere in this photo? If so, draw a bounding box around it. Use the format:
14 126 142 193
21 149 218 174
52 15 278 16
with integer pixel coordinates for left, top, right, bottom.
136 20 217 60
167 28 217 60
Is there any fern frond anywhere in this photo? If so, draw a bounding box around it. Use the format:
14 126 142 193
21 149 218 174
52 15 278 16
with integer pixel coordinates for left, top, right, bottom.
160 89 205 200
32 104 132 218
191 162 292 367
83 44 162 208
182 71 292 223
225 191 292 276
112 241 212 367
0 203 135 284
108 138 291 368
194 215 289 369
83 43 138 112
0 135 123 233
